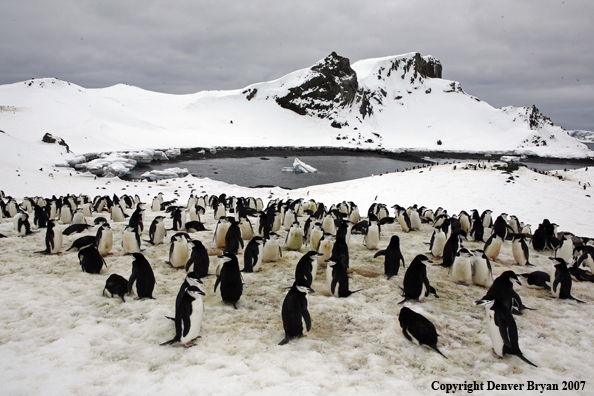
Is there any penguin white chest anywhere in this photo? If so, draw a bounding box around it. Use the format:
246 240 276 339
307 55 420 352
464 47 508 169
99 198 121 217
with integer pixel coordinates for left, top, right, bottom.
286 228 303 251
51 228 63 254
472 257 492 287
485 309 504 357
153 223 166 245
97 229 113 256
451 256 472 284
431 232 446 257
262 239 280 262
512 241 527 265
180 298 204 344
364 226 380 250
170 239 190 268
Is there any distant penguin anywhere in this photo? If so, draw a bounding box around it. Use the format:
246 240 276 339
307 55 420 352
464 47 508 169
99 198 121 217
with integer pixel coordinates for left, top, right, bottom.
103 274 128 302
160 285 206 347
481 209 493 229
169 233 190 269
151 196 161 212
458 211 472 234
15 212 34 236
171 208 186 231
262 232 282 262
429 226 447 258
374 235 405 278
148 216 167 245
321 214 336 235
409 207 422 230
214 253 243 309
309 222 324 251
549 257 584 302
399 307 447 358
185 220 208 233
283 208 296 231
66 235 96 252
279 278 314 345
43 219 62 254
185 239 210 277
363 217 380 250
451 248 473 285
326 256 361 298
493 214 511 240
474 297 537 367
122 226 141 254
96 223 113 256
484 234 503 261
243 236 265 272
285 221 304 251
396 207 412 233
512 234 533 266
576 246 594 273
214 202 226 220
62 223 92 235
238 216 254 240
295 251 323 286
78 245 106 274
399 255 438 304
128 252 155 299
471 250 493 288
213 217 230 249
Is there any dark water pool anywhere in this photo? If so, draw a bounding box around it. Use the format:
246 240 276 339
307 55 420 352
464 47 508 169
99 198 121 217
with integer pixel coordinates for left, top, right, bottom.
129 155 425 189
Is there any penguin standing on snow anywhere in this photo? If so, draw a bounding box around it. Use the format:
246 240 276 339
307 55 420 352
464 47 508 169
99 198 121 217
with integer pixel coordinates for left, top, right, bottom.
549 257 584 302
512 234 533 266
185 239 210 277
148 216 166 245
295 251 323 286
103 274 128 302
363 215 380 250
555 234 574 263
484 234 503 261
78 245 106 274
482 271 526 315
326 255 361 298
128 252 156 299
474 296 537 367
399 254 438 304
243 236 265 272
214 253 243 309
96 223 113 256
262 232 282 262
122 226 141 254
168 233 190 269
399 307 447 358
374 235 405 278
451 248 473 285
213 217 230 249
44 219 62 254
160 285 206 347
285 221 304 251
429 226 447 258
439 230 466 269
279 278 315 345
224 219 244 254
471 250 493 288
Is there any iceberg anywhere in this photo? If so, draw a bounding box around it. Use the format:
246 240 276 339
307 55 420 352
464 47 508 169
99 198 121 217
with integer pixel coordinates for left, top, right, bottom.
282 158 317 173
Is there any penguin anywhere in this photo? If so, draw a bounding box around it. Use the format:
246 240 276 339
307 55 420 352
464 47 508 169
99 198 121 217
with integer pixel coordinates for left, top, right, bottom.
128 204 144 234
331 234 349 269
482 271 523 315
82 202 93 218
295 251 323 286
469 212 485 242
160 285 206 347
262 232 282 262
213 217 230 249
103 274 128 302
62 223 92 235
243 236 265 272
147 216 167 245
237 216 253 240
185 220 208 233
59 204 73 224
43 219 62 254
66 235 97 252
285 221 304 251
531 224 548 251
363 216 380 250
173 272 204 312
308 222 324 250
428 226 447 258
575 246 594 273
224 219 244 254
474 296 537 367
451 248 473 285
71 209 86 225
185 239 210 277
15 212 35 236
438 230 466 268
128 252 155 299
168 233 190 269
326 256 361 298
32 203 48 228
481 209 493 229
373 235 405 278
471 250 493 288
279 278 314 345
151 196 161 212
458 211 472 234
518 271 550 290
122 226 141 254
78 245 106 274
321 214 336 235
484 234 503 261
94 216 108 225
408 206 422 230
96 223 113 256
493 214 511 240
283 208 296 231
396 206 412 233
170 208 186 231
110 203 126 223
214 253 243 309
335 220 353 247
555 234 574 263
549 257 584 302
316 233 334 266
399 307 447 358
214 202 226 220
399 254 438 304
511 234 533 266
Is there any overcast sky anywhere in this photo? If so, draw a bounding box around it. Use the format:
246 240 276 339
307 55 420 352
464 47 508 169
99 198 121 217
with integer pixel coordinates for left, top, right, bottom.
1 1 592 131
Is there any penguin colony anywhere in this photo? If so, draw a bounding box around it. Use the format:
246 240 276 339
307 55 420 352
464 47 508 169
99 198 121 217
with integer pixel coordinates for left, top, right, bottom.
1 178 593 370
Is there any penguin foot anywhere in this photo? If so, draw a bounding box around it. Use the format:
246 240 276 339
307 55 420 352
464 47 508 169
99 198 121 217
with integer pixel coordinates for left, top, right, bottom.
491 351 502 359
184 342 198 348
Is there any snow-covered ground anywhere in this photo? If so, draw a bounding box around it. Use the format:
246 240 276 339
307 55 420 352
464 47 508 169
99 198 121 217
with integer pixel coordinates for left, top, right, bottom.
1 160 594 396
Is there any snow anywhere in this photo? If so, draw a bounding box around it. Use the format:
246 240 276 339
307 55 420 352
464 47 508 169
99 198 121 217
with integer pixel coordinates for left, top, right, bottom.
1 53 594 395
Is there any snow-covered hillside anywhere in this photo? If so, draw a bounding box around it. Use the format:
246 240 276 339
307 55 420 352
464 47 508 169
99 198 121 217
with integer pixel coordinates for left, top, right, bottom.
0 51 591 175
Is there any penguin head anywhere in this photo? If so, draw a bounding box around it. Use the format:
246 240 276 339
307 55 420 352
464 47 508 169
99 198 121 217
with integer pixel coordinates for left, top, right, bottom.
186 285 206 298
474 297 496 308
500 270 522 286
294 279 315 294
411 254 432 266
186 272 203 286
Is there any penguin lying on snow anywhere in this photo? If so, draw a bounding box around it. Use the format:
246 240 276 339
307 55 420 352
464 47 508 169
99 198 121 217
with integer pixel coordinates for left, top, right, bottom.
474 296 538 367
78 245 106 274
103 274 128 302
279 279 314 345
399 307 447 358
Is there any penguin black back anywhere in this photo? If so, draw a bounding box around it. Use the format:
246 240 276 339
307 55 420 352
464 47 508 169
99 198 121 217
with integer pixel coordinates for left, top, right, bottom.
399 307 447 358
214 253 243 308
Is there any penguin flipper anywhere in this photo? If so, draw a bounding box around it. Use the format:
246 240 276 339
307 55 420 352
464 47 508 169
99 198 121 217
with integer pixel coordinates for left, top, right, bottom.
278 337 290 346
302 308 312 332
401 327 412 342
214 276 221 292
160 338 178 346
517 353 538 368
127 272 138 294
431 345 448 359
373 250 387 258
